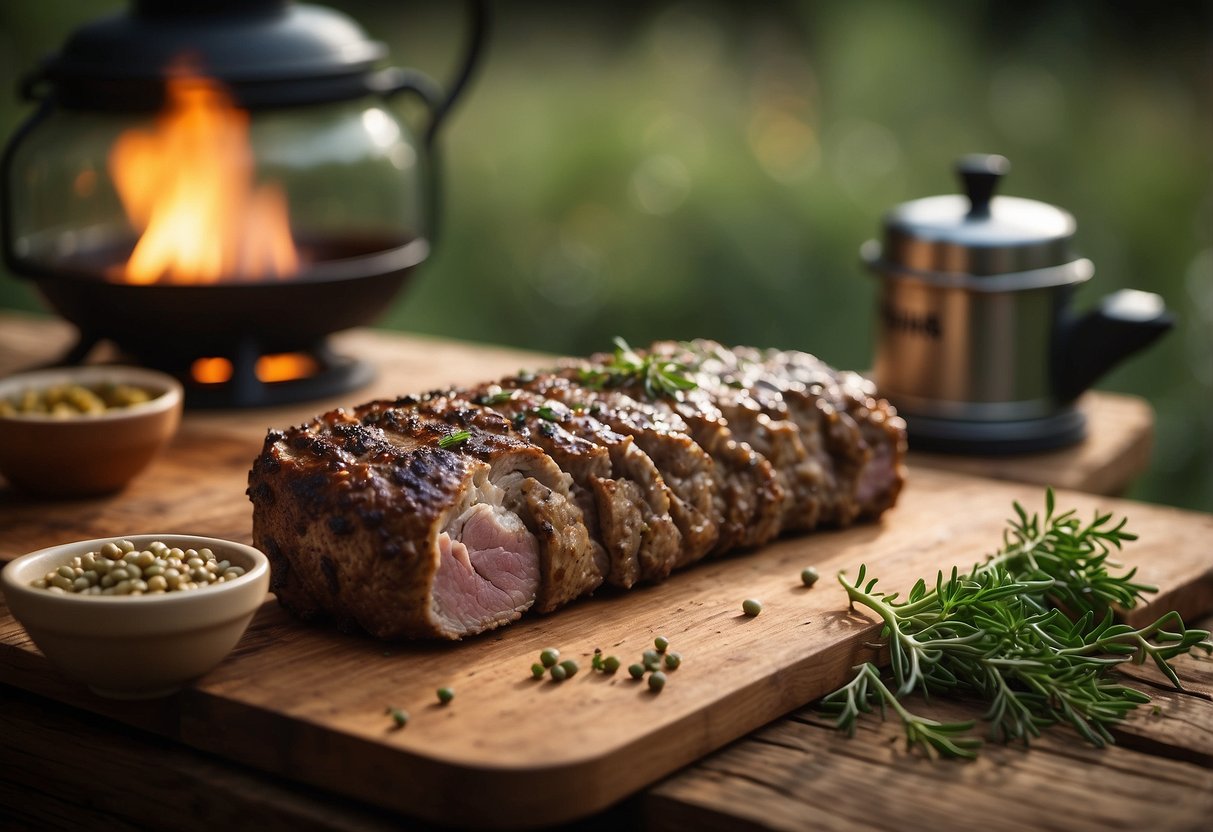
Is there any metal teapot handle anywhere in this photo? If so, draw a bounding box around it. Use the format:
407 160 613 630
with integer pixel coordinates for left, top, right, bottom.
367 0 490 246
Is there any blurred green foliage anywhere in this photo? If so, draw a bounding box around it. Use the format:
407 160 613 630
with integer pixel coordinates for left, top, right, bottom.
0 1 1209 510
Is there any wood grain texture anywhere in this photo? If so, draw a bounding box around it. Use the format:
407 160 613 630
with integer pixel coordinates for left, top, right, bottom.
2 468 1211 828
645 620 1213 832
0 311 1198 829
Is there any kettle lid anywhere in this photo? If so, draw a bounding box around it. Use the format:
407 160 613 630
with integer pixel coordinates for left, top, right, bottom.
879 155 1078 276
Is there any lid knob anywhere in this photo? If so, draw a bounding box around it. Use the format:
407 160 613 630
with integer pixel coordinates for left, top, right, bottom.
956 154 1010 219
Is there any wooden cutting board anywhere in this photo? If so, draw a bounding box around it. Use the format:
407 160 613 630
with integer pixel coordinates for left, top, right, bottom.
1 323 1211 828
3 466 1211 828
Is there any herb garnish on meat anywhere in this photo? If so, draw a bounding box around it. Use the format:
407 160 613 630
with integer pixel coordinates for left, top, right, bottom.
578 337 698 399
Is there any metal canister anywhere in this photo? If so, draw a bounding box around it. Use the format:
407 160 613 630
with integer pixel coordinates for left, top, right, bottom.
862 154 1171 453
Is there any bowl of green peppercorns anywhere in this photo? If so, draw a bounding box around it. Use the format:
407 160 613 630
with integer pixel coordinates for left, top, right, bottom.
1 534 269 699
0 364 182 497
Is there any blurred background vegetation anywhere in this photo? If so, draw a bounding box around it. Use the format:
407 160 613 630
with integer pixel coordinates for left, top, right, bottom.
0 0 1209 510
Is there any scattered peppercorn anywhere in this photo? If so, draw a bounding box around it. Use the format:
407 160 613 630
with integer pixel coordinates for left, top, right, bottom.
540 647 560 668
559 659 579 678
550 663 568 682
642 649 661 671
654 635 670 652
663 652 682 670
531 663 546 679
742 598 763 617
628 663 646 680
602 656 621 673
386 707 409 728
437 687 454 705
648 671 667 692
801 567 820 587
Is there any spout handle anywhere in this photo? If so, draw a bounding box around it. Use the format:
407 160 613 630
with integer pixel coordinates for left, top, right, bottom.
1052 289 1174 402
956 154 1009 219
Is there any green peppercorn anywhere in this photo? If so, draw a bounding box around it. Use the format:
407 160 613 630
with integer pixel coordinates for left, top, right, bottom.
550 663 568 682
654 635 670 652
801 566 820 587
628 663 646 680
531 663 546 679
437 687 454 704
386 707 409 728
642 649 661 670
602 656 621 673
648 671 667 692
664 651 682 670
559 659 579 678
742 598 763 617
540 647 560 667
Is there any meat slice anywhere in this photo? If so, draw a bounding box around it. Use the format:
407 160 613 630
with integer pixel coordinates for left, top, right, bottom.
670 340 906 526
648 339 832 531
355 401 602 613
760 349 906 521
249 410 540 639
510 373 720 569
466 385 683 588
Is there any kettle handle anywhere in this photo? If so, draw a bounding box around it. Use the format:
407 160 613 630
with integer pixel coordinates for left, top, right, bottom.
366 0 490 245
1051 289 1175 403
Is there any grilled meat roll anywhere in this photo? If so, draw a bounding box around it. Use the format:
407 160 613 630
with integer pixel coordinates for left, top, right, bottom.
248 341 907 640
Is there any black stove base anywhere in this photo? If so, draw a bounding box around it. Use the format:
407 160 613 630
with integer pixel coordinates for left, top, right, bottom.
904 407 1087 455
56 334 374 409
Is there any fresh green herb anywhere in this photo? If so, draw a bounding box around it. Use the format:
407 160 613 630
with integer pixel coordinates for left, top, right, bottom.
648 671 668 692
821 490 1212 758
628 663 646 680
742 598 763 617
436 687 454 705
801 566 820 587
664 651 682 670
591 648 604 671
533 405 561 422
654 635 670 652
438 430 472 449
386 707 409 729
475 390 517 406
577 337 698 400
539 647 560 668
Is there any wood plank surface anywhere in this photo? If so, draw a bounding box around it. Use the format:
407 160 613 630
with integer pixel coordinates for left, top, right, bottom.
2 467 1211 828
644 629 1213 832
0 311 1202 828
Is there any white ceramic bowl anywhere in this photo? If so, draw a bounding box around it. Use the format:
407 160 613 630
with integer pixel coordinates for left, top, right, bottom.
1 534 269 699
0 364 183 497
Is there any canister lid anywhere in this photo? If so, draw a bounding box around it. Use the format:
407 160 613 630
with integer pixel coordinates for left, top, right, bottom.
877 155 1078 276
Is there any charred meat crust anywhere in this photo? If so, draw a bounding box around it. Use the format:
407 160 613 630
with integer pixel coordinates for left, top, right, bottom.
248 341 907 640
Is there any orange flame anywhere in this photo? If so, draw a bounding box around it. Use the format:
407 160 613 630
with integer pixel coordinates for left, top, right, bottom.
191 353 319 385
108 71 299 284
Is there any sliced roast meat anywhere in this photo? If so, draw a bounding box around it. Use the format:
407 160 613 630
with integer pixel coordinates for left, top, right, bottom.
509 373 721 568
466 385 683 587
355 401 602 613
249 410 542 639
248 338 907 641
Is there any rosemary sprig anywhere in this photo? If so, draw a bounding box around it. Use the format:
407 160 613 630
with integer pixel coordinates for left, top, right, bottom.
438 430 472 449
577 337 698 400
822 490 1212 757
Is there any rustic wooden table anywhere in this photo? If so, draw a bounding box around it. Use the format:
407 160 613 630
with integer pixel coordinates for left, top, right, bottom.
1 311 1208 831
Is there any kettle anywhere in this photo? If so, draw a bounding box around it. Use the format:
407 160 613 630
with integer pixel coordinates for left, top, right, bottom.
861 154 1173 453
